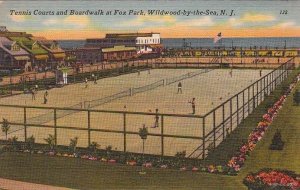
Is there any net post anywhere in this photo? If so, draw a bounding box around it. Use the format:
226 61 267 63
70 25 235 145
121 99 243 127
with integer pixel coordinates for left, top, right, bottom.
161 115 164 156
54 108 57 145
87 110 91 147
123 112 126 152
24 107 27 142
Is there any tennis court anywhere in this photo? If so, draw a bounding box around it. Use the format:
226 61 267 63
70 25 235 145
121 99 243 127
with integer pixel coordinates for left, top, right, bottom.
0 68 271 157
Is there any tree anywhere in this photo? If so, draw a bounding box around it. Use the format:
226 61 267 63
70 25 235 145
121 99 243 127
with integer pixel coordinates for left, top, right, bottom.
69 137 78 153
26 135 35 151
8 136 18 151
44 134 56 151
1 118 10 140
89 141 99 154
138 124 148 175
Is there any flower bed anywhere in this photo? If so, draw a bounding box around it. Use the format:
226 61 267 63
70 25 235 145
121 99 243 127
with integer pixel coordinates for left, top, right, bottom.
224 74 300 175
243 168 300 190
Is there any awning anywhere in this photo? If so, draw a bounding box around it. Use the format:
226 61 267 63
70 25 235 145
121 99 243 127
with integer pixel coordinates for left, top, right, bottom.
149 44 163 48
35 54 49 60
13 56 30 61
57 67 70 73
53 53 66 59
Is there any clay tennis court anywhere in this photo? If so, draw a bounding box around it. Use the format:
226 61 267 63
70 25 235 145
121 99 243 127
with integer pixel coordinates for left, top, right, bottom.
0 68 271 157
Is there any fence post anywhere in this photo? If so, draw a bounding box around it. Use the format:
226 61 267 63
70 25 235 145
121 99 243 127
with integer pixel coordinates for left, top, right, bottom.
248 86 250 114
271 71 274 90
24 107 27 141
263 76 266 97
202 117 205 159
123 113 126 152
267 75 269 95
260 79 263 103
161 115 164 156
256 81 259 107
236 95 239 125
271 70 277 91
222 104 225 140
54 108 57 145
273 71 276 90
87 110 91 147
213 111 216 148
230 98 233 132
252 84 255 109
242 91 245 119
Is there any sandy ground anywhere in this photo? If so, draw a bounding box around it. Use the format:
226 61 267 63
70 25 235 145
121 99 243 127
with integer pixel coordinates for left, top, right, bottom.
0 68 274 157
0 178 73 190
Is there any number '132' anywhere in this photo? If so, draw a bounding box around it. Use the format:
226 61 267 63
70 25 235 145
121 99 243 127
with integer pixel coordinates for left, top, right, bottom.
280 10 288 15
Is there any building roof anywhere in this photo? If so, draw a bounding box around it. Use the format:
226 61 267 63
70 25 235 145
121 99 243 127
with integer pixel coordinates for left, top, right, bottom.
0 37 29 56
105 33 159 39
102 45 136 53
31 37 65 53
0 32 32 38
9 37 48 55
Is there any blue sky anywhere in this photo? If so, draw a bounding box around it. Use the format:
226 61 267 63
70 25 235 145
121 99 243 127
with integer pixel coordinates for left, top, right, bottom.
0 1 299 39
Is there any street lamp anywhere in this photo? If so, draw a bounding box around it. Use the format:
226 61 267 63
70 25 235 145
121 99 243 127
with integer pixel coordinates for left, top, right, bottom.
138 124 148 175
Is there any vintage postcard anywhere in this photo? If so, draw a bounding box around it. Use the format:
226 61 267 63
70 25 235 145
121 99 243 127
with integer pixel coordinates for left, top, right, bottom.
0 0 299 189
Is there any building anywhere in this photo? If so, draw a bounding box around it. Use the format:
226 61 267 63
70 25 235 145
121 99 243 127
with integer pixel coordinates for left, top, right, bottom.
64 49 77 64
9 36 49 70
0 37 31 70
75 47 102 64
31 37 66 67
85 32 162 55
85 38 136 48
105 33 161 54
102 45 136 61
106 33 162 54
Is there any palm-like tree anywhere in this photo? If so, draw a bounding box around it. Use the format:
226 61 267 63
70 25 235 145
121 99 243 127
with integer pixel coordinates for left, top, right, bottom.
26 135 35 151
138 124 148 174
89 141 99 154
69 137 78 153
44 134 56 151
1 118 10 140
8 136 18 151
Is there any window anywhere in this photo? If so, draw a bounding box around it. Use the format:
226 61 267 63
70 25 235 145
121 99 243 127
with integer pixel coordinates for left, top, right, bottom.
11 44 20 51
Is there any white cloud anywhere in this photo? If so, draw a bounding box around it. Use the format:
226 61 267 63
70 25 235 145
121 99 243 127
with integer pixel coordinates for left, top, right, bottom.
241 13 276 23
121 15 176 27
63 15 90 28
182 16 214 27
43 19 59 26
276 21 296 28
10 15 27 22
225 12 276 28
227 18 243 27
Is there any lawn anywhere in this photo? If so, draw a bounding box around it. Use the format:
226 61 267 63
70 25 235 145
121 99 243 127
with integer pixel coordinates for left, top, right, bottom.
0 70 299 190
0 152 245 190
